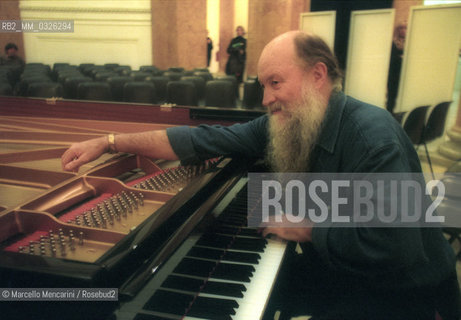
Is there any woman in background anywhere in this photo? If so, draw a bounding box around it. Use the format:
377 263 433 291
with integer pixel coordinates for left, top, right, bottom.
225 26 246 83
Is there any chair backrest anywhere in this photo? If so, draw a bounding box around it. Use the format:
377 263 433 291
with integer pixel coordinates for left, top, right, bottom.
148 76 169 102
57 70 84 84
113 66 132 76
94 72 117 82
193 68 209 73
242 78 263 108
0 82 13 96
140 66 161 75
78 63 95 73
402 105 430 144
104 63 119 71
77 82 112 101
63 76 92 99
15 76 53 96
163 71 184 81
205 80 236 108
107 76 133 101
27 81 63 98
215 75 239 97
123 81 156 104
167 80 198 106
193 71 213 82
180 76 206 100
423 101 452 143
168 67 184 73
130 71 152 82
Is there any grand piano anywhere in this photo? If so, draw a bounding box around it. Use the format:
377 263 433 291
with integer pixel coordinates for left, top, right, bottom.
0 96 287 320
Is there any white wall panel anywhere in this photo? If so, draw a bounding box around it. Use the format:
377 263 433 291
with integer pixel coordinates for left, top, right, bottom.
396 4 461 112
299 11 336 50
345 9 395 108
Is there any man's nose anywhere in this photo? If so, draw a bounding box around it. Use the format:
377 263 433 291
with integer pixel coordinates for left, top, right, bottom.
262 89 276 107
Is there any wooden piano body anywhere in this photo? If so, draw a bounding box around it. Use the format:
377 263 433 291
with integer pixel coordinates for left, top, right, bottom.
0 97 286 320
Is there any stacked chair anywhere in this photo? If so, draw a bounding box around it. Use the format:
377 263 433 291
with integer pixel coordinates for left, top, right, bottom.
400 101 452 178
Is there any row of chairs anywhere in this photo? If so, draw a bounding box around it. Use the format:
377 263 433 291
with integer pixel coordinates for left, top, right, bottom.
0 62 264 109
398 101 452 177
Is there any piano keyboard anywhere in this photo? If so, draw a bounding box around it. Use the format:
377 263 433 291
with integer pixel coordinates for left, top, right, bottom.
113 178 287 320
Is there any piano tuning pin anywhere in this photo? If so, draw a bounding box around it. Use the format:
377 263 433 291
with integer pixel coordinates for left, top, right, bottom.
18 246 24 253
29 242 35 254
137 193 144 206
79 232 84 246
69 238 75 251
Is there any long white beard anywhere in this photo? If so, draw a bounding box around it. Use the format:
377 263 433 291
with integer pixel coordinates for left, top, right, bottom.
266 85 327 172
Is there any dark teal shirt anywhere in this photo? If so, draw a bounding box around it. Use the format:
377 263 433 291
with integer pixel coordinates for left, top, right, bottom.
166 91 456 289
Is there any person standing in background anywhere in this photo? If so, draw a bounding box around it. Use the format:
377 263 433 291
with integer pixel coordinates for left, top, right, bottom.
207 35 213 67
0 43 25 68
386 22 407 114
225 26 246 83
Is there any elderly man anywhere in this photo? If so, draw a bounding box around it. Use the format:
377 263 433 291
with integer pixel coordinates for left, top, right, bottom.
62 31 459 319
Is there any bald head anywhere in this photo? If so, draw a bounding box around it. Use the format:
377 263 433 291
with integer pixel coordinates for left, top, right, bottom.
258 31 300 76
258 31 342 91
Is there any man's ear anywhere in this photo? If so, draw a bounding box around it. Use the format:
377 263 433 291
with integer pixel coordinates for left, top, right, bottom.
311 62 328 89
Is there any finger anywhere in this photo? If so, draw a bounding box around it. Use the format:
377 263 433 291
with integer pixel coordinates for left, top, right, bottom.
61 148 78 169
63 157 81 172
261 227 277 238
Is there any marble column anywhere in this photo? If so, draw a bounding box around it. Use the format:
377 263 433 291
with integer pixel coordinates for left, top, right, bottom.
392 0 422 25
246 0 309 77
151 0 207 70
218 0 235 73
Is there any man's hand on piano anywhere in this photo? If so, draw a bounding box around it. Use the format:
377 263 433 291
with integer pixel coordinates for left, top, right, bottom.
258 215 313 242
61 136 108 172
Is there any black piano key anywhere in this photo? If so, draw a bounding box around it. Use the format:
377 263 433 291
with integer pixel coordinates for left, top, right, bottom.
212 225 261 237
162 275 246 298
134 313 178 320
223 250 261 264
187 246 225 260
174 257 254 282
230 237 267 252
187 246 261 264
213 261 255 282
161 275 206 292
196 233 234 248
174 257 216 278
203 280 246 298
188 295 238 319
197 233 267 252
143 290 193 315
143 290 235 320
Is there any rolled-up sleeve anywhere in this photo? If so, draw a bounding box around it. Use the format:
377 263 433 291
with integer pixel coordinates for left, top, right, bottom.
166 115 269 163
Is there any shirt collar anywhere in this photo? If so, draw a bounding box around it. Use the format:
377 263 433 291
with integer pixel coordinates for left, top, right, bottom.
316 91 346 154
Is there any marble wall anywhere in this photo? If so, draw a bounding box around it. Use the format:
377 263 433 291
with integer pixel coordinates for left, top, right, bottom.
246 0 310 76
151 0 207 70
